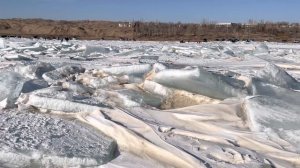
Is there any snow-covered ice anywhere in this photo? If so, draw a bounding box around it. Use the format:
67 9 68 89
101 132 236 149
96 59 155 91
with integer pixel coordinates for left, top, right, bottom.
1 38 300 167
0 110 116 167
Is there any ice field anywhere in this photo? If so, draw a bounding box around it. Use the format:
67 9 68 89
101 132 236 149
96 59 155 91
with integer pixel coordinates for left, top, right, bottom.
1 37 300 167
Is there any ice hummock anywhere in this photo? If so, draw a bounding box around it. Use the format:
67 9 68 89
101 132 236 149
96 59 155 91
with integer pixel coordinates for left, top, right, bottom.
153 67 246 100
1 38 300 167
255 63 300 89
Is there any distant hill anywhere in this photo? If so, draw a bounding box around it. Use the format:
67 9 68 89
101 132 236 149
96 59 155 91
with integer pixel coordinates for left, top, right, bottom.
0 19 299 42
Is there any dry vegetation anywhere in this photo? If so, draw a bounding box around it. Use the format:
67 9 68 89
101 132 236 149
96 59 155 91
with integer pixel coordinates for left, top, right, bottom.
1 19 300 42
0 19 133 40
133 21 300 42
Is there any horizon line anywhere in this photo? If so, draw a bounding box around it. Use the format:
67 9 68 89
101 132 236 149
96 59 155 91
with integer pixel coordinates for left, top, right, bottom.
1 17 299 24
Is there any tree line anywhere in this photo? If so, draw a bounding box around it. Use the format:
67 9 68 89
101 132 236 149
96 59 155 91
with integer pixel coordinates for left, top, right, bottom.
132 21 300 42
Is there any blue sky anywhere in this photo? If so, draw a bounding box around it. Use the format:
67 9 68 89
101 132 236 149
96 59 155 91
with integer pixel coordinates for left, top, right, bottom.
0 0 299 23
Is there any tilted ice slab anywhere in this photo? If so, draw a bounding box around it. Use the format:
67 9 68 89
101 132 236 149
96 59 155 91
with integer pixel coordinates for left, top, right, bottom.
142 80 220 109
254 43 269 54
141 80 172 97
251 79 300 105
0 70 57 108
62 81 93 95
77 71 133 89
17 87 107 113
42 65 85 83
162 46 199 56
255 63 300 89
3 54 34 61
0 71 26 108
244 96 300 153
16 42 46 52
22 79 49 93
102 64 152 76
15 62 55 79
94 89 163 108
222 46 236 57
200 47 221 58
82 45 117 56
0 38 5 49
17 95 101 113
56 43 81 54
153 67 246 100
0 110 116 167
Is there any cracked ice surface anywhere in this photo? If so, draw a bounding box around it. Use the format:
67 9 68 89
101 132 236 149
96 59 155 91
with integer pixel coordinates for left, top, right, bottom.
1 37 300 167
0 110 116 167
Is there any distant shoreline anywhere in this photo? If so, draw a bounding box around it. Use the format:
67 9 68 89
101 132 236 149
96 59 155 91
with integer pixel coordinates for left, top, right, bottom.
1 18 299 43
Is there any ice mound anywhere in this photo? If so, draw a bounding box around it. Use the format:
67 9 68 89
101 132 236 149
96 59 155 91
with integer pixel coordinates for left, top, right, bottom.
0 110 116 167
43 65 85 83
153 67 246 100
15 62 55 79
244 96 300 152
0 71 26 109
255 63 300 89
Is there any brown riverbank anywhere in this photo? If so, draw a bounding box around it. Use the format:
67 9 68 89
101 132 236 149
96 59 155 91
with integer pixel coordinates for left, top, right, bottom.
1 18 300 42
